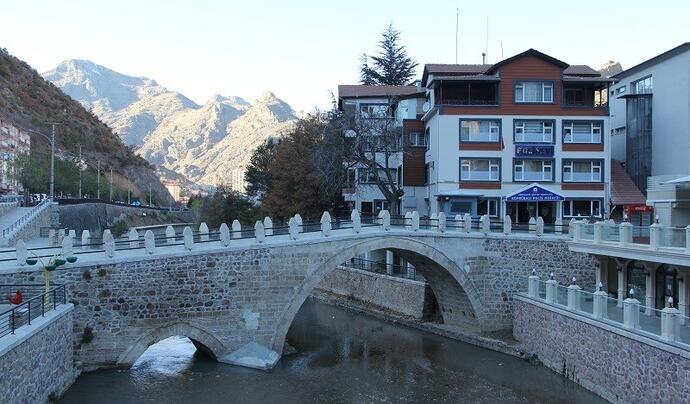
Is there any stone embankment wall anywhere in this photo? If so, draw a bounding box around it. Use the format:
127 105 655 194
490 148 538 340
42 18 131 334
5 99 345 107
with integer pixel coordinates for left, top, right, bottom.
59 203 195 236
2 203 57 247
315 266 429 319
0 304 76 404
513 297 690 403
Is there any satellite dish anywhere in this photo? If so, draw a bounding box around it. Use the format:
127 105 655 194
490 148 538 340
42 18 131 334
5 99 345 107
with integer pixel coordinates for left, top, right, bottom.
422 102 430 113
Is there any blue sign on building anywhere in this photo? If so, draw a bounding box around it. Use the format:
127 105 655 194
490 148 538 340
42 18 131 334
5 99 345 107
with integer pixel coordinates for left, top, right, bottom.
515 145 554 157
507 184 564 202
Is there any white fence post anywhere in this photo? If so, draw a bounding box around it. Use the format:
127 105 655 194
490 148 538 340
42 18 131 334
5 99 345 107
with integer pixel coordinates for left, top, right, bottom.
411 211 420 232
219 223 230 246
437 212 446 233
294 214 303 233
16 239 27 266
351 209 361 234
144 230 155 254
593 284 608 319
503 215 512 235
545 274 558 304
528 217 536 235
568 218 576 238
650 223 661 250
594 221 604 243
463 213 472 233
623 292 641 329
263 217 273 236
103 229 115 258
183 226 194 251
567 281 582 311
128 228 139 249
232 220 242 239
62 235 74 257
661 304 681 342
620 222 633 246
480 214 490 234
554 218 563 235
379 210 391 231
528 271 539 298
199 222 209 242
165 225 176 244
454 214 463 231
321 211 332 236
255 221 265 243
535 217 544 236
404 212 412 230
288 217 299 240
81 230 91 250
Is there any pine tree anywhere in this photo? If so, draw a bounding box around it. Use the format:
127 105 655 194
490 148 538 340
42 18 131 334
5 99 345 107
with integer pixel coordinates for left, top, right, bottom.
359 24 418 86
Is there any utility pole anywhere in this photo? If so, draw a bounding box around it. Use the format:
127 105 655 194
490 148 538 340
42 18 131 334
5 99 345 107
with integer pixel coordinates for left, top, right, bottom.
148 184 152 206
48 123 57 199
96 160 101 200
127 188 130 205
109 168 113 201
77 144 82 198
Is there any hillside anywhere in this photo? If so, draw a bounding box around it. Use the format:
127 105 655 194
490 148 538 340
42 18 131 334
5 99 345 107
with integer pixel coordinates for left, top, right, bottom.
44 60 297 187
0 48 173 205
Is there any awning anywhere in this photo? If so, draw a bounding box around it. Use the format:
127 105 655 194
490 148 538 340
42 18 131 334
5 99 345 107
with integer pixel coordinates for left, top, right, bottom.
437 190 486 197
506 183 564 202
664 175 690 184
610 159 646 205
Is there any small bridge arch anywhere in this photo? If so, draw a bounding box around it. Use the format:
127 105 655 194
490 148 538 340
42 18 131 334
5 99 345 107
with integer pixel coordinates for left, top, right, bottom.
117 322 226 367
271 235 485 352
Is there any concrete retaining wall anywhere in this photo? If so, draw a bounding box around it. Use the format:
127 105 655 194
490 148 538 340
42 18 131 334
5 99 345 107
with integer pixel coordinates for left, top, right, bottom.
2 203 56 247
315 266 428 319
0 304 76 403
513 296 690 403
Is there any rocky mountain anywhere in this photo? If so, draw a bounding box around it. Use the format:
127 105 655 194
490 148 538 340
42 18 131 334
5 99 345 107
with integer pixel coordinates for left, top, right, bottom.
44 60 297 187
599 60 623 78
0 48 173 205
43 60 198 146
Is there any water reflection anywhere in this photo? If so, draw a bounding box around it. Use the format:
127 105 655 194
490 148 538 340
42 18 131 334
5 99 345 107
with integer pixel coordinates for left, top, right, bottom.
60 299 605 404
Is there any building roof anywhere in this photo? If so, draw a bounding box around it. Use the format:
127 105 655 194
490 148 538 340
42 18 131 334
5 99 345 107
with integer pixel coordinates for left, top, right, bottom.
613 42 690 79
422 49 604 84
337 85 421 99
610 159 646 206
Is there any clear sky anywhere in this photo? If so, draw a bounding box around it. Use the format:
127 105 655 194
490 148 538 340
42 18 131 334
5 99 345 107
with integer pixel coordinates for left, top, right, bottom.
1 0 688 112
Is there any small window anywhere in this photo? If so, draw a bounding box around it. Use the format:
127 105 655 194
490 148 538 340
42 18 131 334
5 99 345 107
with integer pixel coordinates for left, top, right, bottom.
409 132 427 147
460 159 500 181
425 127 431 150
477 199 499 217
564 199 602 217
563 160 602 182
359 104 391 119
631 76 653 94
616 86 626 95
460 120 500 142
514 160 553 181
515 121 553 143
515 81 554 103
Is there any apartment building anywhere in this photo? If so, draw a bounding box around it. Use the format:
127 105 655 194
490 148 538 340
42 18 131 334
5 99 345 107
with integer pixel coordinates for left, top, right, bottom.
609 43 690 226
0 118 31 194
421 49 611 223
337 84 425 216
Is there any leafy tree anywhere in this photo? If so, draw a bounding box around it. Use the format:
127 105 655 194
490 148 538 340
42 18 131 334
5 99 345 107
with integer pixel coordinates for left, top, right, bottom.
263 114 344 220
198 187 260 229
360 24 419 86
245 140 278 200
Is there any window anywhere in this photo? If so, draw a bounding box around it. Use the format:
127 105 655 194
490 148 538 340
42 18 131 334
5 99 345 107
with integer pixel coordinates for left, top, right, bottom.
425 127 430 150
514 160 553 181
460 120 500 142
460 159 500 181
563 160 602 182
358 168 397 184
424 163 430 184
631 76 652 94
409 132 427 147
616 86 626 95
374 200 389 213
359 104 390 119
563 199 602 217
564 88 584 105
345 168 356 187
477 199 499 217
450 201 472 215
515 81 553 103
514 121 553 143
563 121 602 143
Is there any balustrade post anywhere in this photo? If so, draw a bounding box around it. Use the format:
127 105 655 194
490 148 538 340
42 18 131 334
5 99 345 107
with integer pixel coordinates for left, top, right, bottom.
623 291 641 329
411 211 420 232
81 230 91 250
661 303 681 342
144 230 155 254
288 217 299 240
165 225 176 245
536 217 544 236
619 222 632 246
15 239 27 266
528 217 536 235
554 218 563 235
404 212 412 230
480 214 490 234
128 228 139 249
568 218 576 238
183 226 194 251
199 222 209 242
232 220 242 239
102 229 115 258
263 217 273 236
567 280 582 311
594 221 604 243
454 214 463 231
503 215 512 235
463 213 472 233
294 214 304 233
351 209 362 234
219 223 230 246
321 211 332 236
650 223 662 250
379 210 391 231
545 273 557 303
528 270 539 298
437 212 446 233
685 225 690 253
255 221 265 243
593 283 608 319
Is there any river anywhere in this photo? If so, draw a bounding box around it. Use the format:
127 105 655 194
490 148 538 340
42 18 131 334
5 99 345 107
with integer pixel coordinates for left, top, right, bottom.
60 299 605 403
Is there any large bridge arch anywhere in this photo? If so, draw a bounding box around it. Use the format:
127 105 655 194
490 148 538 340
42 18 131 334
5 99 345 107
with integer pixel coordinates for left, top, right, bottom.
270 236 484 352
117 322 226 367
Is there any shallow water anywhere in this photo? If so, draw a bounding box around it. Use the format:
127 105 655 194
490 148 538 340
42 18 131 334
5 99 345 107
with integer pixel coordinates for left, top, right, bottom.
60 299 605 403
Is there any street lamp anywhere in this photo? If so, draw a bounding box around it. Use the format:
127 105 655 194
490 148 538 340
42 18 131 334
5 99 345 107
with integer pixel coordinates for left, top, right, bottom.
27 123 57 199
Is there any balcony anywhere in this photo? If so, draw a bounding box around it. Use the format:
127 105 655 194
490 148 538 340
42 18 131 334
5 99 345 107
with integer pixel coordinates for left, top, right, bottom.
562 83 609 109
435 82 498 106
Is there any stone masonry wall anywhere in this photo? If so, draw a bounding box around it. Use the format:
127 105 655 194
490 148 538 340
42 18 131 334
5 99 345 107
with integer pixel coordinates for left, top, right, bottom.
315 266 428 319
0 305 76 404
513 297 690 403
5 203 55 247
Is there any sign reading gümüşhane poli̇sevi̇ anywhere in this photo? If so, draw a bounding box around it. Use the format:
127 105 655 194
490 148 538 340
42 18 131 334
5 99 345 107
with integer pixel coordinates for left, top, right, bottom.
515 145 554 157
507 184 564 202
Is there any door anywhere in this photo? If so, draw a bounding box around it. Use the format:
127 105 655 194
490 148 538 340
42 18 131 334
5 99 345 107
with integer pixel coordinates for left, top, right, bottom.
361 201 374 222
657 266 679 309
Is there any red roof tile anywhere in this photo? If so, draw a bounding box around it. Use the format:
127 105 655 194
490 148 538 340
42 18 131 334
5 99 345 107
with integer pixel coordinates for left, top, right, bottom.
338 85 421 99
610 159 646 205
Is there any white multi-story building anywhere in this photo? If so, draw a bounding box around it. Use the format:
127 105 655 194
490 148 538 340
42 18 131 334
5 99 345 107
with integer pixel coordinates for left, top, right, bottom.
609 43 690 226
421 49 611 224
0 118 31 194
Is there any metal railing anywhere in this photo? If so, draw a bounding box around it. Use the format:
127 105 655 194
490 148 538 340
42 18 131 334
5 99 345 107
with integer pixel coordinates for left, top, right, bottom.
341 257 421 281
1 198 53 239
0 284 66 339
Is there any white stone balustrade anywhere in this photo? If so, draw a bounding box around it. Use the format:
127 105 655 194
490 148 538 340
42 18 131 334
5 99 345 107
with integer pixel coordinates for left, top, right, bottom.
528 217 536 234
232 220 241 239
199 222 209 242
619 222 632 246
165 226 176 245
255 221 265 243
686 225 690 253
661 306 681 342
128 228 139 249
68 229 76 239
351 209 361 234
480 215 490 234
288 217 298 240
503 216 512 235
623 296 641 329
593 288 608 319
650 223 661 250
594 221 604 243
15 239 27 265
321 212 332 236
454 214 463 231
528 273 539 298
103 230 115 258
81 230 91 250
263 217 273 236
463 213 471 233
62 235 74 257
437 212 446 233
183 227 194 251
219 223 230 246
567 283 582 311
411 211 420 232
554 218 563 235
404 212 412 230
535 217 544 237
144 230 155 254
294 214 303 233
568 218 576 238
379 210 391 231
545 278 558 303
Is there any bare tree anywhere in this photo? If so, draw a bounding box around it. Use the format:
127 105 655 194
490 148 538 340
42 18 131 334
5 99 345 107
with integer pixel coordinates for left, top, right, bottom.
321 100 406 216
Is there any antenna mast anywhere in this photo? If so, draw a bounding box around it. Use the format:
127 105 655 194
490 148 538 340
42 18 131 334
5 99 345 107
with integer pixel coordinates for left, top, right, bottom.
485 16 489 63
455 8 459 64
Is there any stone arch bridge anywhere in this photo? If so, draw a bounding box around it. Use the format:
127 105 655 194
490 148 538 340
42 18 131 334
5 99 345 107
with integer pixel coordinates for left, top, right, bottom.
0 221 598 370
